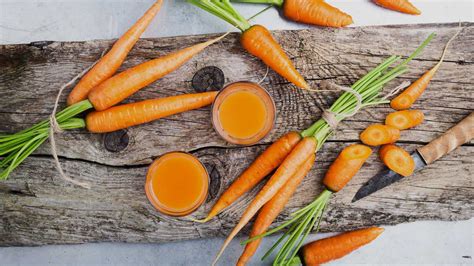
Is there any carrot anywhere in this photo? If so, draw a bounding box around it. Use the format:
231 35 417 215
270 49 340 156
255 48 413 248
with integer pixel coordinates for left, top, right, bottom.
87 34 227 111
196 131 301 223
379 144 415 176
213 136 317 265
360 124 400 146
391 27 462 110
300 227 384 265
283 0 353 27
86 91 217 133
385 110 424 130
189 1 309 89
237 153 315 266
373 0 420 15
323 144 372 192
67 0 163 105
241 25 309 89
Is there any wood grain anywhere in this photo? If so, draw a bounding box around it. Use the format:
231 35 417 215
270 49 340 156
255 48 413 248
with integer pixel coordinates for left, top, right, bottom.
0 23 473 246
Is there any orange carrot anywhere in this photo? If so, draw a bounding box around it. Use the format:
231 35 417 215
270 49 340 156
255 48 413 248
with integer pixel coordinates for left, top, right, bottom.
391 27 462 110
86 91 217 133
237 153 315 266
373 0 421 15
379 144 415 176
283 0 353 27
87 34 227 111
67 0 163 105
360 124 400 146
323 144 372 192
385 110 424 130
197 131 301 223
300 227 384 265
213 136 317 265
240 25 309 89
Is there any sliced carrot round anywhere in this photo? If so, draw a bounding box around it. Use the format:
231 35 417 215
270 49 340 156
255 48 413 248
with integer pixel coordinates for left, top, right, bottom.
379 144 415 177
386 110 424 130
360 124 400 146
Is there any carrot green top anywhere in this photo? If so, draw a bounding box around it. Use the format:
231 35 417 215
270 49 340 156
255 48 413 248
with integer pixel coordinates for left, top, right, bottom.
188 0 251 32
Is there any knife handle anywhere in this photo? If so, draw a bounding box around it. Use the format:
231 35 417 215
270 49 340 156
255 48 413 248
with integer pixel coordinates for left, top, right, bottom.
418 112 474 164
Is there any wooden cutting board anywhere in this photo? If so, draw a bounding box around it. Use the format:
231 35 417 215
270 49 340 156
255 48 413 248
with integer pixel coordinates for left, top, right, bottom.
0 22 472 246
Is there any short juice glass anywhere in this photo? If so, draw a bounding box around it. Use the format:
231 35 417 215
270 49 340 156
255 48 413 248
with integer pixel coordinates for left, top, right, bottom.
145 152 209 216
212 82 276 145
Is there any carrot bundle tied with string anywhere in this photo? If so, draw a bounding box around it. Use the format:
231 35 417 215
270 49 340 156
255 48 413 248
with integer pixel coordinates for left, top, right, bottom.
67 0 163 105
196 131 301 223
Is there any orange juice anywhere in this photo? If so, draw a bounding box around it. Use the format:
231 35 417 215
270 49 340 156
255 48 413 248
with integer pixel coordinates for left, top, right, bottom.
145 152 209 216
212 82 275 145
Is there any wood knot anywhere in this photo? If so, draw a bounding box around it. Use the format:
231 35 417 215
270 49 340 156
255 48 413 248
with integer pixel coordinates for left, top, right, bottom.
204 163 221 202
28 41 54 49
104 129 130 152
192 66 225 92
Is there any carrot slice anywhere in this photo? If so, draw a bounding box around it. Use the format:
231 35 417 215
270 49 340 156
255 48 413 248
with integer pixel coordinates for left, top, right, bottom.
360 124 400 146
385 110 424 130
301 227 384 265
283 0 353 27
237 153 315 265
197 131 301 223
86 91 217 133
67 0 163 105
379 144 415 177
323 144 372 192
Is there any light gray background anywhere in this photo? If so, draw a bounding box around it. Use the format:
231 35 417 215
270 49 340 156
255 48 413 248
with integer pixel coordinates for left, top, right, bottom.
0 0 473 265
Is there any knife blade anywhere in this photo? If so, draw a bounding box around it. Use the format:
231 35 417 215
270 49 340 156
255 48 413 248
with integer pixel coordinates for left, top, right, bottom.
352 112 474 203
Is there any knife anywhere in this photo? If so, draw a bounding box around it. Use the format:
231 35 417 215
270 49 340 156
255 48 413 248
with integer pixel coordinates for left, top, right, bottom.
352 112 474 202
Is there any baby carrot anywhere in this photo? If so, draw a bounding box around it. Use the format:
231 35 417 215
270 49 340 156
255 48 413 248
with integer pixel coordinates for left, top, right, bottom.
283 0 353 27
241 25 309 89
86 91 217 133
67 0 163 105
379 144 415 177
360 124 400 146
373 0 420 15
88 34 226 111
213 136 317 265
300 227 384 265
196 132 301 223
237 153 315 266
385 110 424 130
323 144 372 192
391 27 462 110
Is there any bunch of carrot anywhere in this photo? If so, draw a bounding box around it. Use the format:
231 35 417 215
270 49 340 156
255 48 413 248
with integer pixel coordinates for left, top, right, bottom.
361 26 461 177
0 0 226 182
191 34 434 265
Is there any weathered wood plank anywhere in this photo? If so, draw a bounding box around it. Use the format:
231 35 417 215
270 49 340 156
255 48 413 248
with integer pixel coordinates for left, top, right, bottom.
0 23 473 246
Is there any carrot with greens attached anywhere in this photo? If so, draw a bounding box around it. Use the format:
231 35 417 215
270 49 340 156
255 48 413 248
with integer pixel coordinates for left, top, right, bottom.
233 0 353 27
297 227 384 266
391 27 462 110
323 144 372 192
67 0 163 105
188 0 309 89
373 0 420 15
237 153 315 266
380 144 415 176
88 34 227 111
196 131 301 223
213 136 317 265
360 124 400 146
385 110 424 130
86 91 218 133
